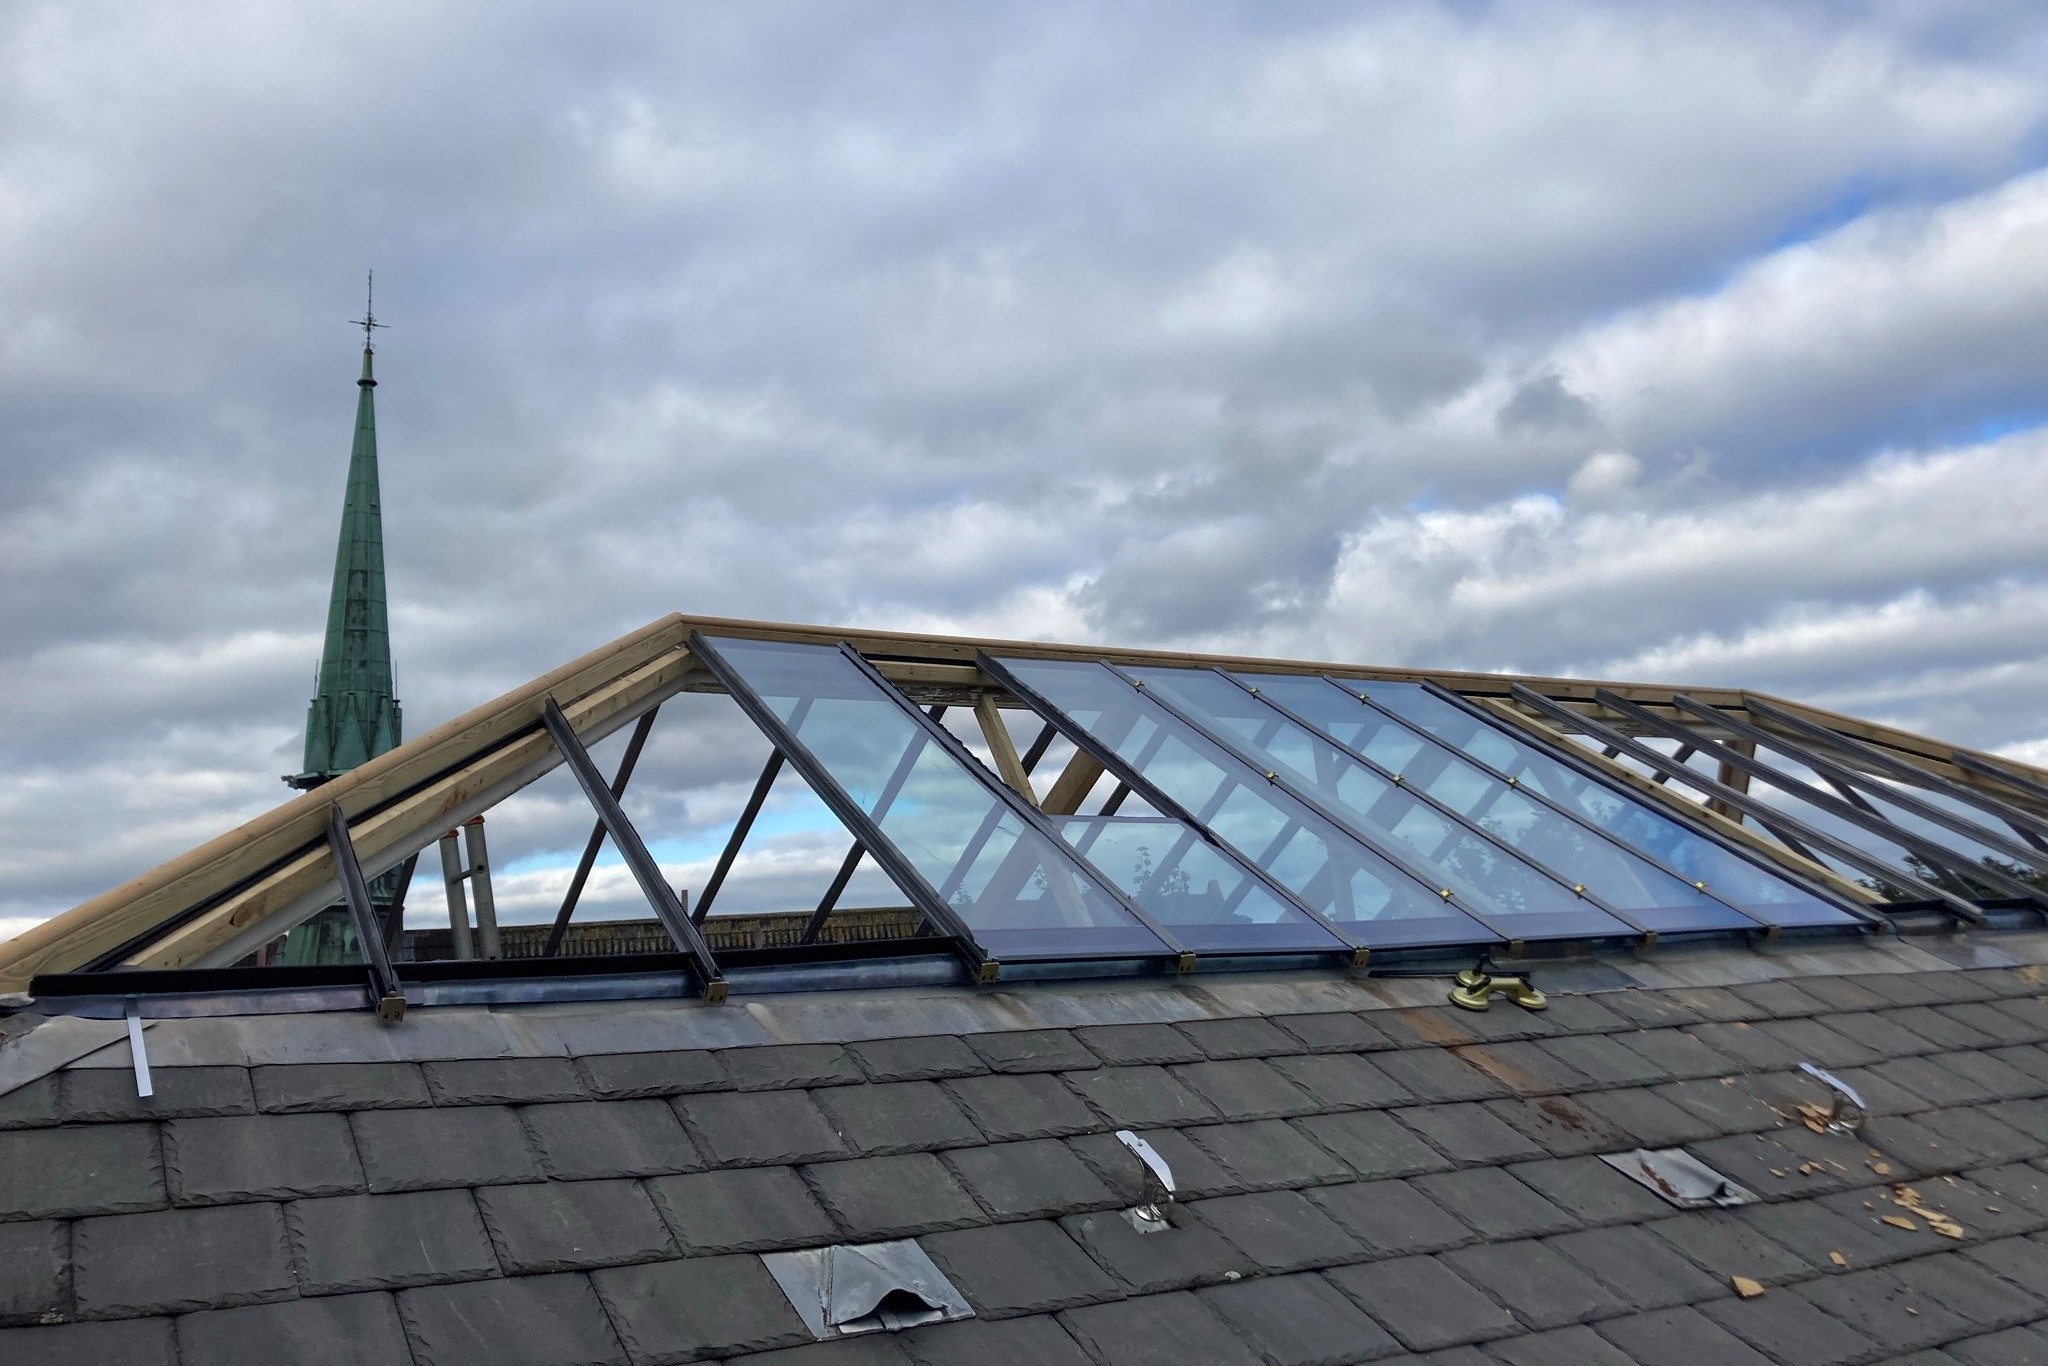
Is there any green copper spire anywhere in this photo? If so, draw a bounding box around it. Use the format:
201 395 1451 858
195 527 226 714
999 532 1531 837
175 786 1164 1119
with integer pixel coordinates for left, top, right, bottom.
288 276 402 789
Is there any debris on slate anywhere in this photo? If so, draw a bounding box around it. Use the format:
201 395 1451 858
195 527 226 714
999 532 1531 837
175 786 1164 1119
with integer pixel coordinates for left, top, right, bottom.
1731 1276 1765 1299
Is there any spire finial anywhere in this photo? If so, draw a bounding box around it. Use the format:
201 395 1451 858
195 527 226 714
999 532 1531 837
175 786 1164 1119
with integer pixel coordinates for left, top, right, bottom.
348 270 386 352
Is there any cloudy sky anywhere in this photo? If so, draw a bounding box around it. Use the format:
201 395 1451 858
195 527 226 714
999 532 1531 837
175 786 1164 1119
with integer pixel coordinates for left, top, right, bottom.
5 1 2048 938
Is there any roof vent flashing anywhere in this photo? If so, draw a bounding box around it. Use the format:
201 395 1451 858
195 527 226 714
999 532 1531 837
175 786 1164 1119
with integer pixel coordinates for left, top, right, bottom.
1600 1147 1759 1209
762 1240 973 1339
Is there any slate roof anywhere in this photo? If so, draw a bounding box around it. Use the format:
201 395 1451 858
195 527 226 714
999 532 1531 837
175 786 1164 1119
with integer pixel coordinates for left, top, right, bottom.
7 964 2048 1364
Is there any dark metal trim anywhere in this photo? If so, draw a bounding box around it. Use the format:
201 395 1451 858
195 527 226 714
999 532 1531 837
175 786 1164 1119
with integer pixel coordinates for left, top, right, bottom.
1952 751 2048 808
326 804 406 1017
540 698 728 1002
1601 690 2046 909
1507 685 1973 925
687 632 999 977
1739 696 2048 848
1316 677 1777 930
692 750 785 923
544 707 660 957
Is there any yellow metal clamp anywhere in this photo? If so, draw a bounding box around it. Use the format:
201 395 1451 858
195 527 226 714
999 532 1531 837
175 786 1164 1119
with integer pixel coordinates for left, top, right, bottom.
1448 969 1547 1013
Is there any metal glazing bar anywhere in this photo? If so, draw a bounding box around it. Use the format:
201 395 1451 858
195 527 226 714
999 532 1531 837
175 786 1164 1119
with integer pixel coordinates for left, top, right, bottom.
1742 697 2048 842
1509 686 1979 924
1952 751 2048 808
1629 693 2048 905
801 843 868 945
693 750 785 924
803 703 948 944
1415 681 1866 917
687 634 996 977
1021 723 1058 775
1651 744 1697 784
463 820 503 961
829 643 1192 957
541 698 728 1002
544 707 660 958
1677 696 2048 869
978 654 1374 954
436 831 474 960
326 803 407 1018
1196 669 1657 937
1098 784 1132 817
1322 680 1778 929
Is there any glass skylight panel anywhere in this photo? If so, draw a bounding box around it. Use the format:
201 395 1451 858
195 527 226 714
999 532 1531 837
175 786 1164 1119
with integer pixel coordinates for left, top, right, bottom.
1233 672 1759 935
698 637 1171 961
1056 816 1348 953
1125 666 1634 941
1345 680 1855 926
989 656 1503 950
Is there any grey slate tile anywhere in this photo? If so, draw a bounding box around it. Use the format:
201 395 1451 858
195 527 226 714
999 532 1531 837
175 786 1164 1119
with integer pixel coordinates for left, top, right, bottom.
1505 1155 1673 1226
1324 1255 1519 1352
1059 1290 1267 1366
1269 1052 1416 1110
399 1271 626 1366
165 1111 364 1204
1439 1238 1628 1330
1484 1096 1632 1158
1372 1048 1509 1103
1643 1210 1812 1285
721 1043 861 1091
1483 1324 1640 1366
1652 1075 1788 1135
1527 994 1631 1036
577 1048 726 1098
944 1138 1118 1219
1529 1033 1668 1087
1064 1063 1217 1128
351 1104 543 1191
592 1253 811 1361
1795 1267 1977 1352
1072 1023 1209 1066
1881 1052 2024 1109
60 1065 252 1121
1889 1006 2004 1052
1199 1271 1404 1366
1411 1167 1577 1240
1171 1058 1319 1118
1188 1118 1352 1190
1600 988 1713 1028
969 1029 1098 1073
1661 986 1764 1022
901 1313 1095 1366
476 1178 676 1273
1903 1252 2046 1330
728 1337 914 1365
1730 1196 1900 1276
1793 975 1891 1012
1310 1178 1479 1257
1059 1206 1254 1293
251 1061 431 1111
286 1188 498 1293
1947 1326 2048 1366
814 1080 984 1154
73 1202 294 1316
523 1098 703 1179
1686 1131 1860 1202
422 1055 588 1105
0 1075 58 1129
1374 1006 1484 1049
1294 1109 1454 1180
1189 1189 1363 1272
1820 1011 1943 1059
1395 1102 1546 1167
1756 1015 1885 1069
647 1167 837 1254
1176 1017 1304 1060
1567 1086 1711 1148
846 1035 986 1081
1272 1010 1402 1054
0 1123 163 1219
678 1089 850 1165
944 1073 1098 1141
1069 1127 1236 1201
0 1219 66 1324
0 1317 177 1365
921 1220 1120 1318
806 1153 984 1237
1809 1187 1973 1264
1727 978 1831 1018
177 1289 412 1366
1960 1236 2048 1297
1700 1286 1884 1366
1450 1042 1590 1097
1544 1224 1728 1312
1592 1306 1776 1366
1683 1021 1805 1071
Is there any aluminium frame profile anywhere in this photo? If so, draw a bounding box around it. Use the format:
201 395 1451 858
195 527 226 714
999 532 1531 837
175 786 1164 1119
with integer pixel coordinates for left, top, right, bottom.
827 641 1198 967
687 632 1003 980
1320 678 1782 932
1597 689 2048 911
1190 666 1670 942
540 698 728 1003
1412 680 1871 923
544 707 661 957
1952 751 2048 810
980 651 1490 958
1740 695 2048 853
800 704 948 946
1666 695 2048 873
325 803 407 1019
1508 685 1978 925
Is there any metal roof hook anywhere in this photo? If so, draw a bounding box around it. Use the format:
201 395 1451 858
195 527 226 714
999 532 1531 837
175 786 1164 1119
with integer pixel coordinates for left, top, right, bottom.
1115 1128 1178 1233
1798 1061 1867 1134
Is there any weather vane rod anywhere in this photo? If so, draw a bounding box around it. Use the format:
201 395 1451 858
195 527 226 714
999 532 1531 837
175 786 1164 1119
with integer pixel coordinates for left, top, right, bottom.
348 270 387 350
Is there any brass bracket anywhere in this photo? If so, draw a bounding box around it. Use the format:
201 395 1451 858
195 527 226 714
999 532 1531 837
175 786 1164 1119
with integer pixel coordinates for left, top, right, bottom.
702 980 730 1006
1174 952 1198 975
975 960 1002 985
375 992 407 1024
1448 969 1547 1013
